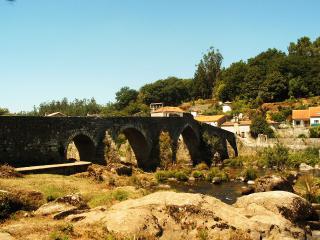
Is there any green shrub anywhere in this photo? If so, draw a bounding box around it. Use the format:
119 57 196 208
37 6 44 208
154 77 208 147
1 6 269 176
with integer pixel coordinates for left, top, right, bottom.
288 147 320 167
298 133 307 138
174 171 189 182
155 170 176 182
240 167 258 180
223 157 244 168
49 231 69 240
192 170 205 179
310 126 320 138
195 162 209 170
250 114 275 138
112 189 129 201
261 144 289 169
205 167 229 182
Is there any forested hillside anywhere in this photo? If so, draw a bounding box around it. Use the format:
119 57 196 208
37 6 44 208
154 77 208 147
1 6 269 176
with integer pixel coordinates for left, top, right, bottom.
2 36 319 116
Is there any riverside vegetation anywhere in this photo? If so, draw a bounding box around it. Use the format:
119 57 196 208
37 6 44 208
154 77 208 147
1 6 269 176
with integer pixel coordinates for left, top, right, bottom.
1 140 320 239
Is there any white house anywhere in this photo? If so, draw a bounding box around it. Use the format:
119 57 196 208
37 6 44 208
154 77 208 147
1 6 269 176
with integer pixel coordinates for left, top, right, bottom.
292 106 320 127
310 107 320 127
150 106 185 117
221 120 251 138
292 109 309 127
194 115 226 127
222 101 232 113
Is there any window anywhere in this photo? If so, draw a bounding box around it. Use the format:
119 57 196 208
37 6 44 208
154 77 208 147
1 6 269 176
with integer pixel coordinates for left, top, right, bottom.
295 120 301 125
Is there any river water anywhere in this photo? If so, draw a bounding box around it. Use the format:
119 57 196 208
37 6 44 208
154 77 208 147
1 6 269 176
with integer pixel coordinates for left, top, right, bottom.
168 181 247 204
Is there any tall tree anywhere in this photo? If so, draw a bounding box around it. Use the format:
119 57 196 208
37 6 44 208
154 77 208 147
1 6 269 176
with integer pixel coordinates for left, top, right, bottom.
193 47 223 99
115 87 138 110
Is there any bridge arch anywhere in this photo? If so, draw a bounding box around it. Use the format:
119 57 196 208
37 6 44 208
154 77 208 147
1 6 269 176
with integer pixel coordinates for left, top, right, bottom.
117 125 152 171
65 132 96 162
174 124 200 166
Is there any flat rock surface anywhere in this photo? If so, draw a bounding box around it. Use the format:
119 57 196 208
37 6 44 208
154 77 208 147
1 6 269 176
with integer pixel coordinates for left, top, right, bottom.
66 191 308 240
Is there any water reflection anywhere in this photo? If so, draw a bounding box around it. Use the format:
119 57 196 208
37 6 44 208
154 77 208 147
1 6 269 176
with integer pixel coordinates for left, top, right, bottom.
168 181 247 204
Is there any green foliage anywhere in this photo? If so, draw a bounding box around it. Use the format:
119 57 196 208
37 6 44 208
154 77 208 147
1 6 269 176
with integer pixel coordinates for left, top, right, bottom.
139 77 193 106
215 36 320 103
288 147 320 167
260 144 289 170
192 170 205 179
223 157 244 168
298 133 307 138
194 162 209 171
115 87 138 110
202 132 223 163
250 114 274 138
154 170 176 182
35 97 102 116
159 131 173 170
193 47 223 99
205 167 229 182
0 107 9 115
174 171 189 182
240 167 258 180
310 126 320 138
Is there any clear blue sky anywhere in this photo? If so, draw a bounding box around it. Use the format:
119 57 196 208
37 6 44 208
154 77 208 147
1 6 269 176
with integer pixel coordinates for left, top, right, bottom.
1 0 319 112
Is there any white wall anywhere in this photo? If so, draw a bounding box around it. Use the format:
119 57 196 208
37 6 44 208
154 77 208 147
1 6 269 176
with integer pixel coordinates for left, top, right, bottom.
311 117 320 126
222 105 232 113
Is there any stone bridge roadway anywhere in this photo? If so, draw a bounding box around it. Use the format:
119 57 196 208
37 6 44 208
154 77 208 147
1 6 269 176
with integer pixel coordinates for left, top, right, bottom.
0 116 238 171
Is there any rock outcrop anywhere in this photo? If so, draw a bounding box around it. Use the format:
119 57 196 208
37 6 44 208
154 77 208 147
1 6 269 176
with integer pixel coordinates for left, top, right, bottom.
35 193 88 219
65 191 309 240
254 175 294 192
234 191 314 222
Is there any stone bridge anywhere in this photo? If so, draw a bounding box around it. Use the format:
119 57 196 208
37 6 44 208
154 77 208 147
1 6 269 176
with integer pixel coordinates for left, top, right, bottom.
0 116 238 171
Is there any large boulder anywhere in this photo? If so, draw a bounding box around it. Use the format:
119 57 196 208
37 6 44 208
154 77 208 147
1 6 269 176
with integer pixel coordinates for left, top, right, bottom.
0 190 44 220
254 175 294 192
35 193 88 219
234 191 314 222
66 191 308 240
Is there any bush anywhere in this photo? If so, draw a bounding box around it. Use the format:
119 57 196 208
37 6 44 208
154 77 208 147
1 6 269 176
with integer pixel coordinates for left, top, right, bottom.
205 167 229 182
250 114 275 138
240 167 258 180
155 170 176 182
223 157 244 168
174 171 189 182
194 162 209 170
298 133 307 138
288 147 320 167
310 126 320 138
261 144 289 169
192 170 205 179
159 131 173 169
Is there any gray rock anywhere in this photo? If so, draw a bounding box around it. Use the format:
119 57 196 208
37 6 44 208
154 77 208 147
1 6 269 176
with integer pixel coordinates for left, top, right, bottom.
35 193 88 219
66 191 308 240
212 177 222 184
300 163 314 172
115 165 133 176
254 175 293 192
0 232 15 240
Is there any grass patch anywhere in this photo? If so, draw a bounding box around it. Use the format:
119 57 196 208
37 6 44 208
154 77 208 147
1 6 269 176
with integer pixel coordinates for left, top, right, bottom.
205 167 229 182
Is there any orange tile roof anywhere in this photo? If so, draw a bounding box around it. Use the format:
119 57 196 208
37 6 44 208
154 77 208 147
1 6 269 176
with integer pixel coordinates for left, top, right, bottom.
239 120 252 125
309 107 320 118
153 106 184 113
221 121 235 126
292 109 310 120
194 115 225 122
